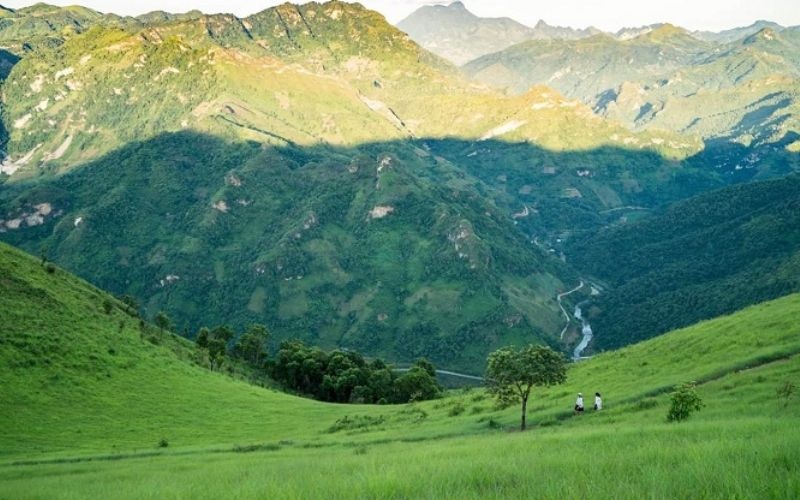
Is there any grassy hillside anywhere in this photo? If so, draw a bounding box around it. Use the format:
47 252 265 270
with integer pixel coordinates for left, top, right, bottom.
567 174 800 350
1 241 799 497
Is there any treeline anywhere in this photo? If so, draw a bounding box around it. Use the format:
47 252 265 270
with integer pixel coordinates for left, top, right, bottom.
272 341 441 404
153 309 442 404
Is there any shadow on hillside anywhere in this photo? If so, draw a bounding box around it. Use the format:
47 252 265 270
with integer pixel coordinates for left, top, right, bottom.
0 130 797 370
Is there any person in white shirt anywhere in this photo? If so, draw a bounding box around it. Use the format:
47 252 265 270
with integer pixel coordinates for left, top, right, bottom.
594 392 602 411
575 393 584 414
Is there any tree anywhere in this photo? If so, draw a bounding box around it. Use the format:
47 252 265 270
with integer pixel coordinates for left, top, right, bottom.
154 311 172 336
205 325 234 370
486 345 567 431
195 327 210 349
235 324 270 367
667 382 704 422
394 365 441 403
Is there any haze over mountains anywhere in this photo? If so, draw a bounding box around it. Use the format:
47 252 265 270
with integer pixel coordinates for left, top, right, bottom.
0 0 798 373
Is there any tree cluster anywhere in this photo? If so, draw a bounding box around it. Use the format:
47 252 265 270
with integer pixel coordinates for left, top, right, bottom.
271 340 441 404
195 324 270 372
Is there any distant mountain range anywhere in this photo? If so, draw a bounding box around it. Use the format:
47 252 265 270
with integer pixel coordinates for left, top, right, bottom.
397 1 601 65
398 2 793 63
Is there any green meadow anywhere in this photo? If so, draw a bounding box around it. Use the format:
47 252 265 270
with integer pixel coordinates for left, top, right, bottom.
1 241 799 498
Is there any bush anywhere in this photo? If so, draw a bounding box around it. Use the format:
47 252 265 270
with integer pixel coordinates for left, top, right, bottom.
448 401 465 417
45 263 56 274
158 438 169 448
667 382 704 422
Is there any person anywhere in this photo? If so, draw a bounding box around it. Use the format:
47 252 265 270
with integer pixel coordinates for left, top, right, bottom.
594 392 602 411
575 393 584 414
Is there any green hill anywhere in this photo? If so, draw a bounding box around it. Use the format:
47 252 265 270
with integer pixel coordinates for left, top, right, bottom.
567 174 800 350
1 240 799 497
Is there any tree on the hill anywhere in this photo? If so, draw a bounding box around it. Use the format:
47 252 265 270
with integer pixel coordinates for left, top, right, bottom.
235 324 270 367
486 345 567 431
206 325 235 370
667 382 704 422
154 311 172 337
195 327 210 349
394 360 442 403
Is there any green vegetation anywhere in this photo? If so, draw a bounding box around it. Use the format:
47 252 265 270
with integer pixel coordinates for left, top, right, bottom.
485 344 566 429
568 174 800 350
1 241 800 497
271 341 440 404
666 382 704 422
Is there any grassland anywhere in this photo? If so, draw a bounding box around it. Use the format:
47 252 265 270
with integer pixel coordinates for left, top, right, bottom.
1 241 799 497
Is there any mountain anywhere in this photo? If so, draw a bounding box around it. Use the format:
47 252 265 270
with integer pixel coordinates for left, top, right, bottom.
463 25 712 97
566 174 800 351
396 1 537 65
396 1 598 65
0 2 728 370
2 239 799 495
463 24 800 160
693 20 785 43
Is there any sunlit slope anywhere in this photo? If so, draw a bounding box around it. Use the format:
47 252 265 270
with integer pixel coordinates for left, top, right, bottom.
0 1 697 178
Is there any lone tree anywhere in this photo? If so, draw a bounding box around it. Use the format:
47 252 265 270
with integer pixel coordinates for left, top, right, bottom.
667 382 704 422
486 344 567 430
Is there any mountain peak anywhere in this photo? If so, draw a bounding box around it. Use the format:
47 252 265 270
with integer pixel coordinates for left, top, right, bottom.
744 27 780 44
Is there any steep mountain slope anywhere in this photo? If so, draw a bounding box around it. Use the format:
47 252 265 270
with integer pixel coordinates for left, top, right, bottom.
2 242 799 497
396 1 598 65
0 132 582 371
566 174 800 350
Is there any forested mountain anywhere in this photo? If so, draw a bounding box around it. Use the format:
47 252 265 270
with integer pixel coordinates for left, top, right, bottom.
0 1 709 371
567 175 800 350
0 1 797 370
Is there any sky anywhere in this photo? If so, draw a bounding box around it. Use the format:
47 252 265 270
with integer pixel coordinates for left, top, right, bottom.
3 0 799 32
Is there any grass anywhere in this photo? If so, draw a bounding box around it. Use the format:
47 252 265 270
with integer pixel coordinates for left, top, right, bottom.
1 241 800 497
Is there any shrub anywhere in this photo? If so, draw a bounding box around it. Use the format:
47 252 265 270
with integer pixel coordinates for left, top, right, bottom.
102 298 114 314
448 401 465 417
158 438 169 448
667 382 704 422
45 263 56 274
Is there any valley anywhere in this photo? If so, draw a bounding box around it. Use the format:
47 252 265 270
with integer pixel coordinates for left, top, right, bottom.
0 0 798 497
